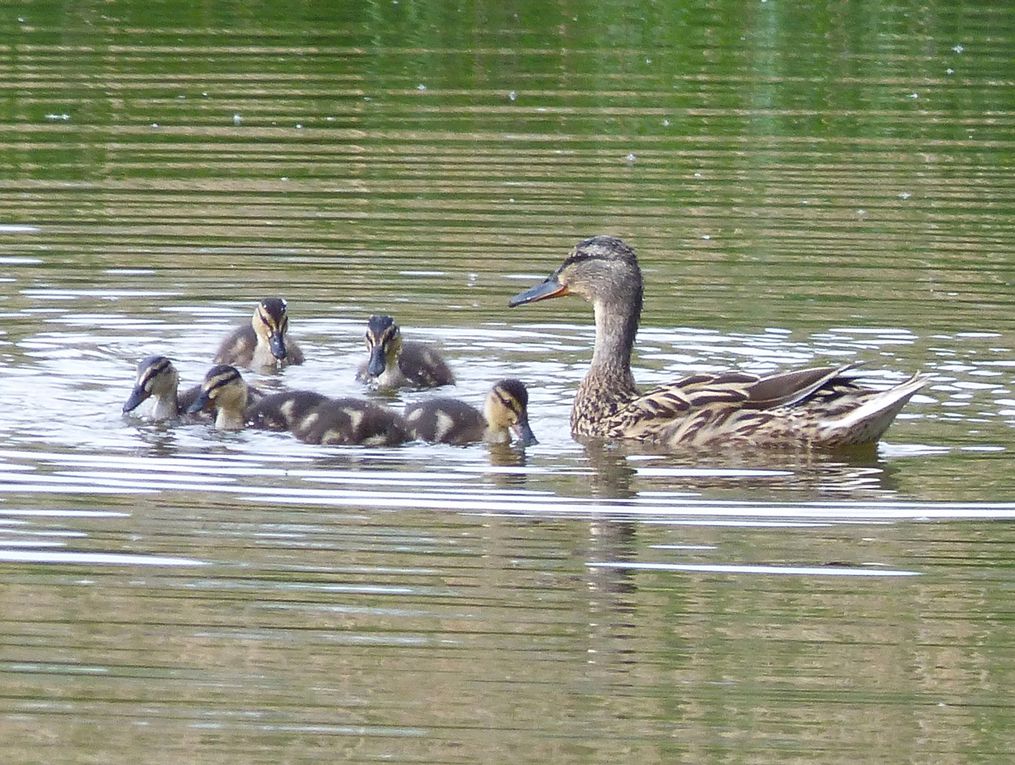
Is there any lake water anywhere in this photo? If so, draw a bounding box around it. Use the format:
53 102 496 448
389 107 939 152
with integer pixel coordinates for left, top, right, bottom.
1 1 1013 762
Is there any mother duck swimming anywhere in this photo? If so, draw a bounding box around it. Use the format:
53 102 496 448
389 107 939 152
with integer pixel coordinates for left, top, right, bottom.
509 236 928 448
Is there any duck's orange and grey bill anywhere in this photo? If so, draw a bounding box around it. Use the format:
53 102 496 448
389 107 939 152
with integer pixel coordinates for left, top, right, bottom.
508 277 568 307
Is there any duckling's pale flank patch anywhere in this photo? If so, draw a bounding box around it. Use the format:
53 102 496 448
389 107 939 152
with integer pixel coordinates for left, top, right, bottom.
510 236 928 449
292 397 410 446
248 390 329 431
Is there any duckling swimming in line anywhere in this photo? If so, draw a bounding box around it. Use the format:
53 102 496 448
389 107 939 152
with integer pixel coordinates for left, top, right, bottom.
123 355 201 421
356 314 454 389
248 390 331 432
214 298 304 372
405 379 537 446
509 235 929 449
216 378 410 445
291 398 410 446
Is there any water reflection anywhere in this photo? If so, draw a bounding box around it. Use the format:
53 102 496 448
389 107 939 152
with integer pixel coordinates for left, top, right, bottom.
578 438 905 499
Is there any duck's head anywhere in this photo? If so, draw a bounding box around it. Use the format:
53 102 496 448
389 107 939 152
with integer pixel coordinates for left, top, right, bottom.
508 236 643 310
363 315 402 377
484 378 538 446
253 298 290 360
187 364 248 419
123 355 179 413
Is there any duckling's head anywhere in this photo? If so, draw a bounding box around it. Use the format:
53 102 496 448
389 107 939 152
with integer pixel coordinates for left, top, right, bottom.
508 236 643 312
186 364 248 424
363 315 402 377
484 378 538 446
252 298 290 360
123 355 179 413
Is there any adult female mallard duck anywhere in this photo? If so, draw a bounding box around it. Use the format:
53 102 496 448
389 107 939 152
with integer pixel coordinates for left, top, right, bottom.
356 314 454 389
123 355 201 421
404 379 538 446
214 298 304 372
508 235 929 448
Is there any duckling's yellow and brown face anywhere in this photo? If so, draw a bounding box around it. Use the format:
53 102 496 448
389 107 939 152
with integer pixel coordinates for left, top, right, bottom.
508 236 643 311
252 298 290 361
483 378 537 445
123 355 179 417
187 364 248 430
363 315 403 377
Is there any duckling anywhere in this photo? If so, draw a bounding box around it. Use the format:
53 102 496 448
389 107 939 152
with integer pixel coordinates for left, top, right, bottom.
247 390 330 431
405 379 538 446
186 364 251 430
214 298 304 372
356 314 454 389
291 398 410 446
509 235 929 449
123 355 201 421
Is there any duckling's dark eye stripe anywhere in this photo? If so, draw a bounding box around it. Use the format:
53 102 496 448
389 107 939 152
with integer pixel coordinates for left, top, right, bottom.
495 392 520 414
140 359 170 386
144 358 171 377
257 308 271 328
207 371 240 392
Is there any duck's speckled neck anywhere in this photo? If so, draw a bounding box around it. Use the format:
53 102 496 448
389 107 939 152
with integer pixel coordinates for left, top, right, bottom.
572 293 641 436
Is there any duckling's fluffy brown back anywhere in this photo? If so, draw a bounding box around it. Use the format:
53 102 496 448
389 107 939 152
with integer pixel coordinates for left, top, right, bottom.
404 398 485 444
292 398 410 446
